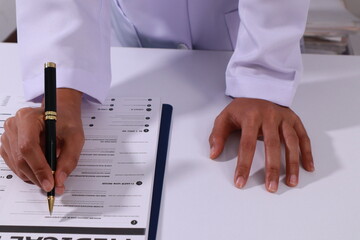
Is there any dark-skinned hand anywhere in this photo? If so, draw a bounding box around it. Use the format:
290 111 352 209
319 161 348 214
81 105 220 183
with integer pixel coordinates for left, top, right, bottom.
209 98 314 193
0 88 84 195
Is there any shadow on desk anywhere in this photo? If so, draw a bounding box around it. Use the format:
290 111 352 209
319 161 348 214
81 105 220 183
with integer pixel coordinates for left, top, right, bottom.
214 73 360 194
109 49 360 194
292 74 360 191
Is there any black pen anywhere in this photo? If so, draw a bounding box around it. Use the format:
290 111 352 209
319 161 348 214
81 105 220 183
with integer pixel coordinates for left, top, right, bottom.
44 62 57 215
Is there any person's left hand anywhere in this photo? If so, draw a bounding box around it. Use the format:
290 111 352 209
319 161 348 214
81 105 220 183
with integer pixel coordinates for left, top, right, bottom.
209 98 314 193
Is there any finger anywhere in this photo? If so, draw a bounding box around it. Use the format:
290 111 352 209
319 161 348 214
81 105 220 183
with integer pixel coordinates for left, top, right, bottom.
18 163 42 187
17 142 53 191
55 185 65 195
0 135 16 175
281 122 299 187
294 121 314 172
1 123 21 178
1 118 16 169
9 140 40 186
234 125 259 189
55 132 84 191
1 134 30 183
263 122 281 193
1 132 15 170
209 113 236 159
4 119 41 186
16 113 54 192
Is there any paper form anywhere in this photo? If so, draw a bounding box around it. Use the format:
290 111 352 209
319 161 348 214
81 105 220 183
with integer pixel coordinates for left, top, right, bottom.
0 96 162 240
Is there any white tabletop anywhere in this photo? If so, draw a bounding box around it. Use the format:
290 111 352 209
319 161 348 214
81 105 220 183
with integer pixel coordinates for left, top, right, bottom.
1 43 360 239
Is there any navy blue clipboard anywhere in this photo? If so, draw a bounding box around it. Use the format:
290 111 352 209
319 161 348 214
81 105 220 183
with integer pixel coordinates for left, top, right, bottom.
148 104 172 240
0 104 173 239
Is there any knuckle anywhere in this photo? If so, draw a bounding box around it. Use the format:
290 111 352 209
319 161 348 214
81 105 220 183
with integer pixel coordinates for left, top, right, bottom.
0 146 8 160
19 142 34 155
266 115 277 126
76 131 85 142
3 117 15 130
287 162 299 170
214 114 226 126
32 167 48 179
62 157 79 174
15 107 33 118
209 134 222 146
264 138 281 149
0 134 5 145
244 108 260 120
236 165 251 175
14 151 25 162
266 166 280 177
302 148 313 159
293 114 301 123
69 156 80 170
285 134 299 147
266 104 278 116
240 139 256 151
70 130 85 145
243 115 258 128
15 108 28 119
300 135 311 145
14 155 28 169
1 148 9 160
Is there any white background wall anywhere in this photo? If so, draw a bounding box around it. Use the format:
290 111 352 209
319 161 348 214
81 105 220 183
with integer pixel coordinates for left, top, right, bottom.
0 0 16 41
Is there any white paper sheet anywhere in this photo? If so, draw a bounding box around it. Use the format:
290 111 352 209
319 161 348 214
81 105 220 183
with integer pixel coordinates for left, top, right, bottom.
0 96 162 240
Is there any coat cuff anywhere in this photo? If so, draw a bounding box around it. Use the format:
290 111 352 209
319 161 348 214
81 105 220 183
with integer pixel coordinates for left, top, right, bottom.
23 68 110 104
225 75 298 107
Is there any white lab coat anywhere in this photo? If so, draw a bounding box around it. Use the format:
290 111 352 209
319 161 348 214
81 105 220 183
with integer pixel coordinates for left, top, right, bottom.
16 0 309 106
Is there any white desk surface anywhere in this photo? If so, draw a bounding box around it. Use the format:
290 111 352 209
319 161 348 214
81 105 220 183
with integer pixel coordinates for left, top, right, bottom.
1 43 360 239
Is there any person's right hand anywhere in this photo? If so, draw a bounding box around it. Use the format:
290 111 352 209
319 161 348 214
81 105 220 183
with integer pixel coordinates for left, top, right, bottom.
0 88 84 194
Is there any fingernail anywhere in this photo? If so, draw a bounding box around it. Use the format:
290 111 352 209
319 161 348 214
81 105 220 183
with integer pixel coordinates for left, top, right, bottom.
58 172 67 184
235 176 246 189
268 181 278 193
42 179 52 192
289 175 297 186
310 162 315 171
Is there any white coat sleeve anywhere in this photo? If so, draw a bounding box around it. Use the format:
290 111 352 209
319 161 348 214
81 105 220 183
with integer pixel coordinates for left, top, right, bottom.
16 0 111 103
226 0 310 107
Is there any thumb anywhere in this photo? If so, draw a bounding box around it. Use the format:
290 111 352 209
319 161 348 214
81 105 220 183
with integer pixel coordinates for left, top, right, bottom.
54 133 84 194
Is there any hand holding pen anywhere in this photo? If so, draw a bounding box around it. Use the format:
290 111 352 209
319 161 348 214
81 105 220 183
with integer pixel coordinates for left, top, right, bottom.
0 88 85 212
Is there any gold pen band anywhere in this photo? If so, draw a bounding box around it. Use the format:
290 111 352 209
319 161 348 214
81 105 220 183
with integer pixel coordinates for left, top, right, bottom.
45 116 57 120
44 62 56 68
45 111 57 121
45 111 57 116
